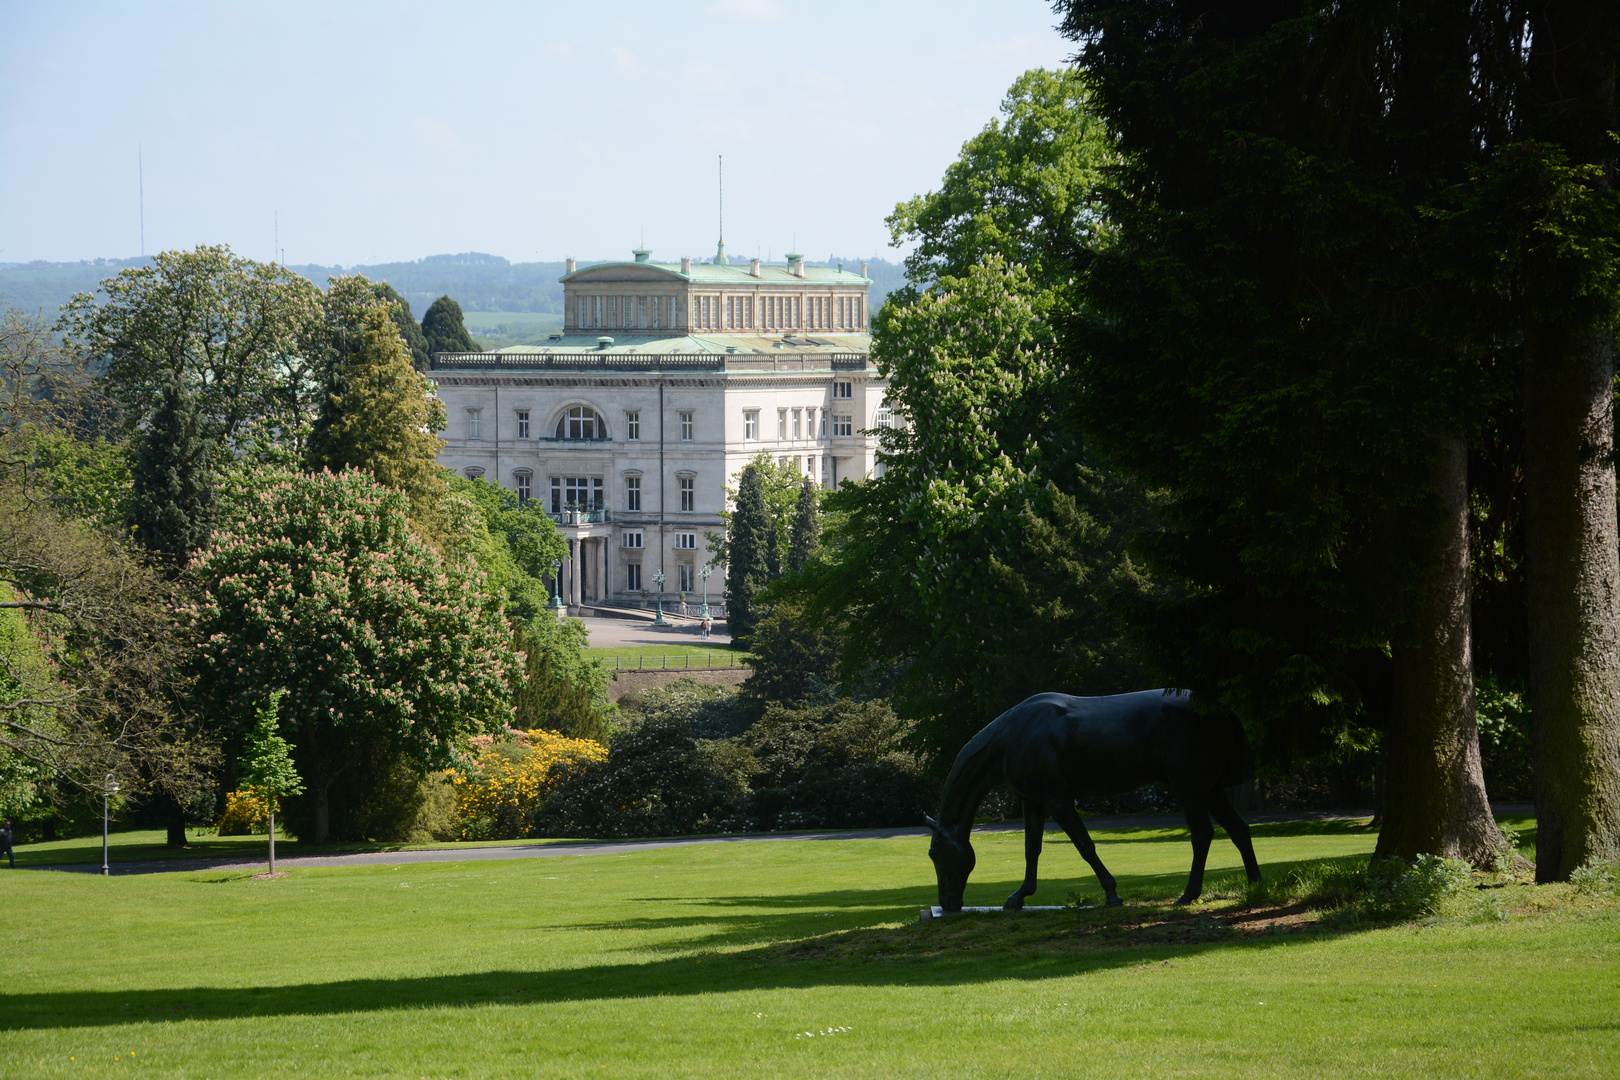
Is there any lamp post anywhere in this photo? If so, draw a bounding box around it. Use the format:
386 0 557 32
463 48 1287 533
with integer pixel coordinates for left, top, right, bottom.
101 773 119 876
699 565 713 620
653 570 666 626
551 558 564 611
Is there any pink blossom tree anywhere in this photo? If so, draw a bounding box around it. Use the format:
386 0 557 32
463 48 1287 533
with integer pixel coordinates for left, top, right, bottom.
186 467 516 842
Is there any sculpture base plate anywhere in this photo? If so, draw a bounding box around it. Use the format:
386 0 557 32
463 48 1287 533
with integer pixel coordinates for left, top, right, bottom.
921 904 1070 922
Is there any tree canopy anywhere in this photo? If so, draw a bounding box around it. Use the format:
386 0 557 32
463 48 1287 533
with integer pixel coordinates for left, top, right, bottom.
421 296 479 358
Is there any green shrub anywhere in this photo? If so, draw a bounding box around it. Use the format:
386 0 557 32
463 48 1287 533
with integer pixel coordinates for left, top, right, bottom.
1570 860 1620 898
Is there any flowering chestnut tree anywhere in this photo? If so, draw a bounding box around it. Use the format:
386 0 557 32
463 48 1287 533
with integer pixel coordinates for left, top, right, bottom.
186 467 517 842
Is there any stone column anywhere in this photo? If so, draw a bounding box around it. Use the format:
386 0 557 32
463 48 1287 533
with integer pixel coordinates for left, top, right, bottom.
598 537 609 602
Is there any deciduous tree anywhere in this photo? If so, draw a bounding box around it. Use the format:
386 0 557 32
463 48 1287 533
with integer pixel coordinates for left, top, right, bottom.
187 468 516 842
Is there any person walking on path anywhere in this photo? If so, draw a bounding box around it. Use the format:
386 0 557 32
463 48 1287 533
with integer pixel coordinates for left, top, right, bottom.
700 618 710 640
1 819 14 868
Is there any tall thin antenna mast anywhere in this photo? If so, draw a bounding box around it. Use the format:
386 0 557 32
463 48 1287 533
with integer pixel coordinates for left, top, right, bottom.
138 145 145 257
274 209 278 266
718 154 723 244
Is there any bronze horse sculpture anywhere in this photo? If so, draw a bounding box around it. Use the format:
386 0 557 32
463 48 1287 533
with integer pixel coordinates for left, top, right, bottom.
925 690 1262 911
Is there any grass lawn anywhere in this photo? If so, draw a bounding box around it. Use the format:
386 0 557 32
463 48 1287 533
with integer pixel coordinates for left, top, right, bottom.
587 641 750 669
2 817 1614 1078
10 829 579 868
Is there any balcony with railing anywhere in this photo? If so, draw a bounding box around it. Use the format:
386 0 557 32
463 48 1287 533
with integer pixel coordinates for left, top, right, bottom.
549 508 612 525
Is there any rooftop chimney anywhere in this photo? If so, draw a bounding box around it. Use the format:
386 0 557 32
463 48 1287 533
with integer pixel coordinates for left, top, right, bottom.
681 256 693 274
860 261 869 278
787 251 804 278
566 257 577 273
750 258 761 278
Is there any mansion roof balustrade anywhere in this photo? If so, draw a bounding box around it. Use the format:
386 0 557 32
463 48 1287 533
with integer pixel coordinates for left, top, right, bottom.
431 351 869 373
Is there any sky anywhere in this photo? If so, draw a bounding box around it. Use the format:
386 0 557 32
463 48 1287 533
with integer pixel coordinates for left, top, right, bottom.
0 0 1073 266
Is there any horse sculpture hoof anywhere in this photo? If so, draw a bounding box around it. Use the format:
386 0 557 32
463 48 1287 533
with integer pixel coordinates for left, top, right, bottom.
1173 894 1197 906
1105 896 1124 907
1003 896 1025 911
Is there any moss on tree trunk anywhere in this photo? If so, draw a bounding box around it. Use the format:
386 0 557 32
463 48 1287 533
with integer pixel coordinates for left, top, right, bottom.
1376 431 1502 865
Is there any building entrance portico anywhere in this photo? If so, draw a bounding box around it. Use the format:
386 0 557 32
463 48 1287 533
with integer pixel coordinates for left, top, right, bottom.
561 529 612 610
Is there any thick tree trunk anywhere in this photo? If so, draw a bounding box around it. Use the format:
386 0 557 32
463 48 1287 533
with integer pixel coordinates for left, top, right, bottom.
1523 324 1620 881
1376 431 1503 864
165 819 187 848
312 780 330 845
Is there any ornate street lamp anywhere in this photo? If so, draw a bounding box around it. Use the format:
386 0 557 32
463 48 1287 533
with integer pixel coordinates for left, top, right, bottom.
699 565 713 620
653 570 666 626
551 557 565 611
101 773 119 876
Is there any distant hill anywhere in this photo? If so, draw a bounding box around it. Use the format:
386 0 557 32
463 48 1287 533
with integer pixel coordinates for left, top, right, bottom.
0 253 908 324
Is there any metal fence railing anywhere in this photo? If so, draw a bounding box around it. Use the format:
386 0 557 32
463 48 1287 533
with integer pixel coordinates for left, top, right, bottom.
601 652 747 671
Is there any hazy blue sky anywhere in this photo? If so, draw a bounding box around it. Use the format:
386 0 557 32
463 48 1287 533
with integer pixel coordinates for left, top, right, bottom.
1 0 1072 265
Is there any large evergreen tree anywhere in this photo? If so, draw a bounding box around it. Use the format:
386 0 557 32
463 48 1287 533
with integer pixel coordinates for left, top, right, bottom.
1513 1 1620 879
786 477 820 574
126 379 215 570
724 464 774 642
421 296 479 358
306 297 447 525
372 282 431 371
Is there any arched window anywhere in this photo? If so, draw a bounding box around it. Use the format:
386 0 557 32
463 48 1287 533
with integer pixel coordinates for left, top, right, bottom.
556 406 608 439
463 467 485 480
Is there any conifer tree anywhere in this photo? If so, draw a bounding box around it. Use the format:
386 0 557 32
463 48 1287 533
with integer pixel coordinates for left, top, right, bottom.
421 296 479 357
372 282 431 370
725 464 774 642
306 301 446 525
126 379 215 571
787 477 820 574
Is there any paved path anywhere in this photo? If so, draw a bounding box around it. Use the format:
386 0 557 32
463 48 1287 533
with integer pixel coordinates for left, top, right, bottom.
32 810 1403 877
577 615 731 650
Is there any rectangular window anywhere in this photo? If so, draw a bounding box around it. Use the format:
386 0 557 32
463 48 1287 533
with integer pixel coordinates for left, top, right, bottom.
625 410 640 440
744 409 759 439
622 529 643 549
679 476 695 512
806 408 816 436
834 414 853 437
819 411 828 437
577 297 587 328
875 408 893 428
626 563 642 591
561 476 603 510
792 409 802 438
467 409 482 440
778 409 787 439
550 476 562 513
807 455 816 477
625 476 641 512
679 564 694 592
833 381 853 398
638 295 648 329
516 410 530 439
674 532 697 550
514 473 531 504
680 411 694 441
653 296 663 328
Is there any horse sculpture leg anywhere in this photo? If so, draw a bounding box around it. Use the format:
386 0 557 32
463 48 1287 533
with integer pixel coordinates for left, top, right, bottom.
1177 799 1215 905
1047 801 1122 906
1004 800 1044 910
1207 787 1262 885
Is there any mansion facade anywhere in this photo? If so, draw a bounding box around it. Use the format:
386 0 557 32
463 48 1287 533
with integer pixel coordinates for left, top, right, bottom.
428 246 888 614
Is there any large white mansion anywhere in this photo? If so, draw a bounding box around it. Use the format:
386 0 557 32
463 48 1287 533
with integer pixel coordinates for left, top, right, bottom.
429 246 889 613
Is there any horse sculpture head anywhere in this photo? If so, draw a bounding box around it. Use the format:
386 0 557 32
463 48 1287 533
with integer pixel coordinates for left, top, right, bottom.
925 814 975 912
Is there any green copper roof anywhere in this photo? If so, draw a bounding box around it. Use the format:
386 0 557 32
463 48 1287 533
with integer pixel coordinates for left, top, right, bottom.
560 250 871 286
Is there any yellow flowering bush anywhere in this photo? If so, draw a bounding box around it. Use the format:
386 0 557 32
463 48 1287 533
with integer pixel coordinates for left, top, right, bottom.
452 729 606 840
217 787 270 835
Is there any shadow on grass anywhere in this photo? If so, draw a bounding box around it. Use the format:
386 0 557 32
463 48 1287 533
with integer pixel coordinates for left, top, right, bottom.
2 857 1377 1031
